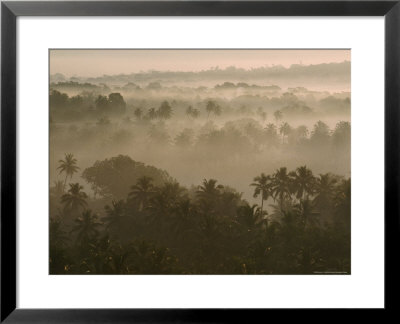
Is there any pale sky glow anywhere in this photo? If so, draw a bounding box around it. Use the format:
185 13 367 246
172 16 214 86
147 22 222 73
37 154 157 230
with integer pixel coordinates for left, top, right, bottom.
50 49 350 77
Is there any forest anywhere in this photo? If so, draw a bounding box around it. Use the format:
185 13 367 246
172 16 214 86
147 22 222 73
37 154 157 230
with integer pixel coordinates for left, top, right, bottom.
49 60 351 275
51 156 350 274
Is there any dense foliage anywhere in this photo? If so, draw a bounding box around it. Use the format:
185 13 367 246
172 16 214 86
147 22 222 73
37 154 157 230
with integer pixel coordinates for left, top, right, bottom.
49 69 351 275
50 156 350 275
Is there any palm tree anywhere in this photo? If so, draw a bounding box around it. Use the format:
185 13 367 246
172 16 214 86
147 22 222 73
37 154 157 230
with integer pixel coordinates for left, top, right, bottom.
274 110 283 123
196 179 223 202
161 182 185 202
49 217 69 248
206 100 221 119
269 198 294 220
251 173 271 214
49 217 70 273
291 166 315 200
102 200 126 230
237 204 265 230
170 198 197 239
279 122 292 144
50 180 65 198
265 123 279 146
334 178 351 227
186 106 200 120
128 176 156 211
294 198 319 229
265 123 277 135
217 190 243 219
186 106 194 119
61 183 88 216
296 125 309 140
72 210 101 246
147 107 158 120
271 167 292 208
57 153 80 190
313 173 338 210
149 182 185 214
174 129 194 148
134 107 143 120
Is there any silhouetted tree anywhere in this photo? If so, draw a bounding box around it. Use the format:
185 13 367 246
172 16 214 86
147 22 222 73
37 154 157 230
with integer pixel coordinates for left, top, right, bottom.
313 173 337 212
186 105 200 119
311 121 331 145
271 167 292 208
57 153 80 191
251 173 271 214
108 93 126 115
274 110 283 123
174 129 194 148
265 123 279 146
95 95 109 114
196 179 223 203
103 200 127 230
279 122 292 144
206 100 221 118
146 108 158 120
72 210 101 247
82 155 172 199
157 101 173 120
291 166 315 200
61 183 88 216
134 107 143 120
128 176 156 211
332 121 351 147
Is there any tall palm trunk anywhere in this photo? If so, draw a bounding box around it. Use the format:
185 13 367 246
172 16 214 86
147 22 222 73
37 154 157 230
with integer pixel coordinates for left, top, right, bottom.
138 200 143 212
260 197 264 214
63 174 68 191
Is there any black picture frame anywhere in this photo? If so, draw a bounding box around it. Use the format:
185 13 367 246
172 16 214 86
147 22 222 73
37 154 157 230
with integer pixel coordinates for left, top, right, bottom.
1 0 399 322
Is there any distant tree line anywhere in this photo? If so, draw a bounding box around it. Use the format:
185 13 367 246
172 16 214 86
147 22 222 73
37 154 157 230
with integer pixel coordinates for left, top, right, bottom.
50 61 350 86
50 90 126 121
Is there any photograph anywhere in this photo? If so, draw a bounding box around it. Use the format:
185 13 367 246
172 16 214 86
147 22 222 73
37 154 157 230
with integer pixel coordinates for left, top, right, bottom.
49 49 351 275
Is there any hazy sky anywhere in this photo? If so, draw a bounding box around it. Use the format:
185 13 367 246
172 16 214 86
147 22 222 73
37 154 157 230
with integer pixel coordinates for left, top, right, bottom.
50 49 350 77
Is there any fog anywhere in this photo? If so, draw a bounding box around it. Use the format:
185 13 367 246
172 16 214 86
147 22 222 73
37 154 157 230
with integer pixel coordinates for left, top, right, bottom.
49 51 351 275
50 63 350 206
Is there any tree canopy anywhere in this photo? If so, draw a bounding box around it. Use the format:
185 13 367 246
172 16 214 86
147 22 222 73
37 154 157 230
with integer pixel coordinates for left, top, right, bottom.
82 155 173 199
